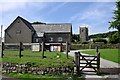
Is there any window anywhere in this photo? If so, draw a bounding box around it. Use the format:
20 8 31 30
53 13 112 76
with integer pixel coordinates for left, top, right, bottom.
81 29 84 32
58 37 62 42
16 29 21 34
36 38 39 42
49 37 53 42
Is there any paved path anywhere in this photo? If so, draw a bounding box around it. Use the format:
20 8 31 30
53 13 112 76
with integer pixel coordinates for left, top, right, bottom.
66 50 120 68
64 50 120 80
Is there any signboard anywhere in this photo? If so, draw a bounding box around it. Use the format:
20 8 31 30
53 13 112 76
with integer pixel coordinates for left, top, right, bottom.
32 43 40 51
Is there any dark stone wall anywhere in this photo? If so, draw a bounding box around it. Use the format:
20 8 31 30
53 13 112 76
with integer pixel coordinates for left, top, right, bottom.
2 63 74 75
5 18 32 43
44 33 71 44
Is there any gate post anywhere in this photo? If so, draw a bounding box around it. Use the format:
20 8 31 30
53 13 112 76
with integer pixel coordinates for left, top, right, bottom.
42 41 44 59
97 52 100 74
75 52 80 75
1 42 4 58
96 46 98 53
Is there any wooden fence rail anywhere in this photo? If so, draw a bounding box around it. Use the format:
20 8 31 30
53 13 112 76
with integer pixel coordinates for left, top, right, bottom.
1 42 24 58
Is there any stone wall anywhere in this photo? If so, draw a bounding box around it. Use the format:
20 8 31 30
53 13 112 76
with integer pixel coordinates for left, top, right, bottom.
2 63 74 75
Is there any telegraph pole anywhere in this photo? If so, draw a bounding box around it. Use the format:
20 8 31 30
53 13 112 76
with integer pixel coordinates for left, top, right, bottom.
1 25 3 57
1 25 2 42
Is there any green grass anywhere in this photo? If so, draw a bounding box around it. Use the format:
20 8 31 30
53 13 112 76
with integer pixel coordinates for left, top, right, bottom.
4 73 85 80
2 50 74 67
2 50 83 79
81 49 119 64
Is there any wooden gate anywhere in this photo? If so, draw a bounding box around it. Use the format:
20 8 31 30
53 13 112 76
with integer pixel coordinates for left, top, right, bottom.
75 48 100 75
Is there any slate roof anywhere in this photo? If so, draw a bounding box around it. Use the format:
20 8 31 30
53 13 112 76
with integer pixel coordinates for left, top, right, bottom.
32 24 72 33
5 16 35 32
5 16 72 35
18 16 35 31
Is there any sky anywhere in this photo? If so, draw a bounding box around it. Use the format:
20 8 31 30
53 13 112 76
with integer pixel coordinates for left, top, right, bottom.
0 0 118 37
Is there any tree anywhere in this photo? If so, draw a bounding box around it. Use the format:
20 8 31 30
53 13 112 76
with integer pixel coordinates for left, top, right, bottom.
32 22 46 24
109 1 120 43
109 32 119 44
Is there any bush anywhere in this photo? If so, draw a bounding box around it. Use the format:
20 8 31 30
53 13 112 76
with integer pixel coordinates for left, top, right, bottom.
71 44 119 50
81 41 89 44
93 38 107 44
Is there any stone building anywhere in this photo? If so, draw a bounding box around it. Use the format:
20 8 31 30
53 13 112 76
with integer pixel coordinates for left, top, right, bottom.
79 27 89 42
5 16 72 51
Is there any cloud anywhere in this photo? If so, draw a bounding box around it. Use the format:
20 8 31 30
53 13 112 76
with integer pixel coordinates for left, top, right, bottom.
68 2 115 34
45 2 68 15
68 3 115 22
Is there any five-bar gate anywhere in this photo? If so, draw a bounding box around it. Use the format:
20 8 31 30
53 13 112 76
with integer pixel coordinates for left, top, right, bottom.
75 48 100 75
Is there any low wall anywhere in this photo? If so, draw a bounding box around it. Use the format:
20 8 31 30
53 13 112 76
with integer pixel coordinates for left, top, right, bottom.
2 63 74 75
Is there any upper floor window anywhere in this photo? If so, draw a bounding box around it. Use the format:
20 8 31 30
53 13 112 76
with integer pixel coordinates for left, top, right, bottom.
16 29 21 34
49 37 53 42
58 37 62 42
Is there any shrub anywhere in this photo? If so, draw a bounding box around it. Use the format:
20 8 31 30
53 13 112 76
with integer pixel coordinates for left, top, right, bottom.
93 38 107 44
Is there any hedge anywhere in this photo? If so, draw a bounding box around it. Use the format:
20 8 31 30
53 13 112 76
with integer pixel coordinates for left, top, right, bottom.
71 44 120 49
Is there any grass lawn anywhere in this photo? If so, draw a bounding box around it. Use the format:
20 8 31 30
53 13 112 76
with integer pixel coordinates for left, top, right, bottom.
1 50 79 79
4 73 85 80
81 49 119 64
2 50 74 67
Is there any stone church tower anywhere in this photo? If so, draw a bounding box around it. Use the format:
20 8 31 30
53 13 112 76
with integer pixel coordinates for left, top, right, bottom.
80 27 89 42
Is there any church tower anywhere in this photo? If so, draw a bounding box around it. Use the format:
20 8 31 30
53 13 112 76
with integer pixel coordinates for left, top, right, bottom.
80 26 89 42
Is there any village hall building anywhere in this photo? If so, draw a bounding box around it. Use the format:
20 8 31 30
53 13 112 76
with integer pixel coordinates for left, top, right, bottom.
5 16 72 51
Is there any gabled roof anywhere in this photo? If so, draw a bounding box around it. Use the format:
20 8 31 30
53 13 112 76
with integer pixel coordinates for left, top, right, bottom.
32 23 72 33
5 16 72 34
5 16 35 32
18 16 35 31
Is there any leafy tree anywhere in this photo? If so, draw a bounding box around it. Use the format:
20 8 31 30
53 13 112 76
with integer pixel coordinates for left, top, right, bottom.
109 1 120 43
109 1 120 32
72 34 80 42
109 32 119 44
32 22 46 24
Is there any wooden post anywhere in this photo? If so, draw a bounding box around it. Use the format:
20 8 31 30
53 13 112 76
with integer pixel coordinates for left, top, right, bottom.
1 42 4 58
75 52 80 75
39 41 41 52
42 41 44 59
19 42 23 58
97 52 100 74
96 46 98 53
66 41 68 59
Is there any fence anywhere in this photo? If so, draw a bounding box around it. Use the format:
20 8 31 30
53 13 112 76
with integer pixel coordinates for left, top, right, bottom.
1 42 69 59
